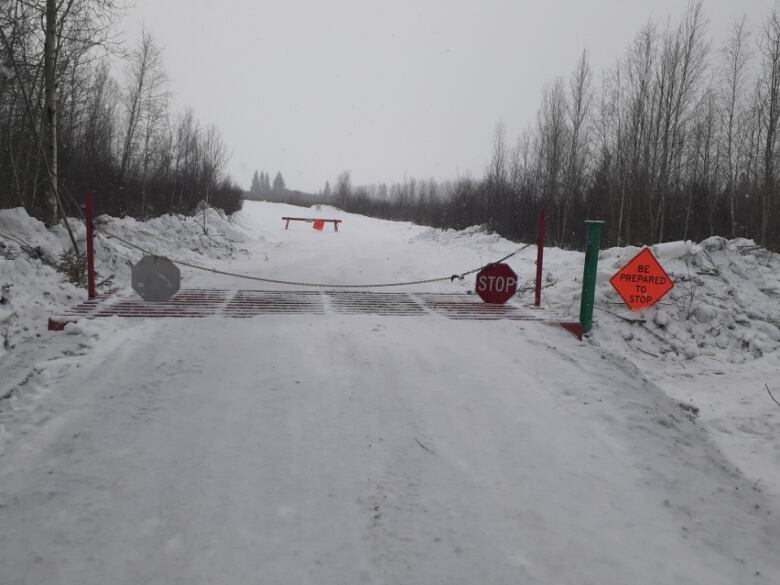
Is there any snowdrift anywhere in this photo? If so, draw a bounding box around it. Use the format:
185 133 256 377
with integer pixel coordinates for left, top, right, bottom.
571 237 779 362
0 207 249 359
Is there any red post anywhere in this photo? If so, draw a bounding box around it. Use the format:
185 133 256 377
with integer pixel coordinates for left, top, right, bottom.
86 191 96 300
535 209 545 307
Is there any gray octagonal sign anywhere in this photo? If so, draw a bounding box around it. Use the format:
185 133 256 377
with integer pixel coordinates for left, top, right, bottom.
131 255 181 302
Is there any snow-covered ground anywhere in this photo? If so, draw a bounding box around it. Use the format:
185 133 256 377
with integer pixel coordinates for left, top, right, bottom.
1 201 779 584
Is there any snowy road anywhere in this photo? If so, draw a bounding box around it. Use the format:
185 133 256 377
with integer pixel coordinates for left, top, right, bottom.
1 203 779 584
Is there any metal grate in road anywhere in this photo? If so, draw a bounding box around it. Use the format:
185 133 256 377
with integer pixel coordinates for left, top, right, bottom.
51 289 564 326
415 293 546 321
92 289 229 318
224 290 325 317
328 291 426 316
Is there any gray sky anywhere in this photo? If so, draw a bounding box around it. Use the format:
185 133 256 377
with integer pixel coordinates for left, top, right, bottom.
124 0 774 193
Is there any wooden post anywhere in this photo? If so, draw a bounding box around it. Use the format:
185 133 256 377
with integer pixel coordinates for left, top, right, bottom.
535 209 545 307
86 192 96 300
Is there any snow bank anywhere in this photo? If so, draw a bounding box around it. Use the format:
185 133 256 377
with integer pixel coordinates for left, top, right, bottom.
0 209 84 360
590 238 780 362
0 206 249 359
393 223 780 363
93 207 252 289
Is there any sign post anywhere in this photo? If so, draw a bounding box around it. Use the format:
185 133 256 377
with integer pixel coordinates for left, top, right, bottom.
475 263 518 304
579 220 603 333
609 248 674 311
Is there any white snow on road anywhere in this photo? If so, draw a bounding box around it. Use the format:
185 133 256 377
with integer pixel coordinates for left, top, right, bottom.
1 201 779 584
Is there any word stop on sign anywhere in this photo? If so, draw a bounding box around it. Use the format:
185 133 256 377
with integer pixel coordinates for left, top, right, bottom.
475 263 518 304
477 274 517 293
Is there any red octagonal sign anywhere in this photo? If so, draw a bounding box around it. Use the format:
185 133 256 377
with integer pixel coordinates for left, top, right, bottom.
475 263 518 304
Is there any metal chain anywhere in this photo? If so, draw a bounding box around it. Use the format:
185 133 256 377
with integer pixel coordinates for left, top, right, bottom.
99 229 532 289
0 228 58 266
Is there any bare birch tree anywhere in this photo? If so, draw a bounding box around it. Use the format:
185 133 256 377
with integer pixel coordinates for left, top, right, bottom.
563 49 593 240
759 8 780 244
720 16 751 237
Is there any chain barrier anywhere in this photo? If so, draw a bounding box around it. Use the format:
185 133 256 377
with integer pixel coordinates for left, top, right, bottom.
99 228 532 289
0 228 57 266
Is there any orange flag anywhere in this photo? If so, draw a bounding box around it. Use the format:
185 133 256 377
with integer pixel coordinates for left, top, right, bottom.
312 219 325 231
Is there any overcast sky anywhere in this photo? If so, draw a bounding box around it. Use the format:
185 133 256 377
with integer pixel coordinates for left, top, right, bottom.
123 0 774 193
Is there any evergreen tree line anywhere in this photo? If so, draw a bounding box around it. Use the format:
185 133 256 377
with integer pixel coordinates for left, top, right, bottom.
0 1 241 226
244 169 332 206
326 2 780 250
245 170 286 200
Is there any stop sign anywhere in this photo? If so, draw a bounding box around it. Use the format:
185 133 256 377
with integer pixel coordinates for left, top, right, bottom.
475 263 518 304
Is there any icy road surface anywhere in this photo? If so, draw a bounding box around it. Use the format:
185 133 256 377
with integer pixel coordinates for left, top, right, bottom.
1 202 779 584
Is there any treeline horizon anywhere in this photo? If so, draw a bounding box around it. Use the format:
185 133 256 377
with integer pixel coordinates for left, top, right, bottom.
271 1 780 251
0 1 241 227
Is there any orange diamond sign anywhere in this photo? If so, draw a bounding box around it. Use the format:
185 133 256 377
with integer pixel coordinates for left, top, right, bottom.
610 248 674 311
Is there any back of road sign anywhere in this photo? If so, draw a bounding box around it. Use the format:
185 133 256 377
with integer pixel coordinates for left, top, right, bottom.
131 255 181 302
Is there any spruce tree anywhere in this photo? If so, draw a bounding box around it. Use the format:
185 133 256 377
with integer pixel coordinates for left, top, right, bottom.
250 170 261 195
273 171 286 191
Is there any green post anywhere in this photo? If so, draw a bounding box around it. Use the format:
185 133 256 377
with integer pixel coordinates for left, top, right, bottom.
579 220 604 333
